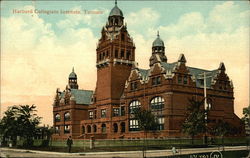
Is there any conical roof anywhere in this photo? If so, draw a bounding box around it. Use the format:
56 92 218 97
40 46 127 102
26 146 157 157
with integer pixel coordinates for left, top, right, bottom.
69 67 77 79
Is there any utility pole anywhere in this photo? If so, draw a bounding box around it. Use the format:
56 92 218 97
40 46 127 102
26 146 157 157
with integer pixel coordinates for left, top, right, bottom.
204 72 208 145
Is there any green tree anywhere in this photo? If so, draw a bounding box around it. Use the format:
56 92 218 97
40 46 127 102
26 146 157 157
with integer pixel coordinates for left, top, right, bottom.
210 119 231 150
0 105 41 147
242 105 250 135
133 107 158 158
182 98 206 145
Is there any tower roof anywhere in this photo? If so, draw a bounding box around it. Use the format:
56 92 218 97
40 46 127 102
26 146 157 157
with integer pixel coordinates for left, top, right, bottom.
152 31 164 47
69 67 77 79
109 0 123 17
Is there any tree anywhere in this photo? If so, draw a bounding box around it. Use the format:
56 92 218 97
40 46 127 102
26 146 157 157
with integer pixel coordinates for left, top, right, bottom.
133 107 158 158
0 105 41 147
182 98 206 145
210 119 231 150
242 105 250 136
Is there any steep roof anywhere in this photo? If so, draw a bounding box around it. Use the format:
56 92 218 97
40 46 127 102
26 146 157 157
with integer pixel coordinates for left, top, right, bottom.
138 61 218 88
60 89 93 105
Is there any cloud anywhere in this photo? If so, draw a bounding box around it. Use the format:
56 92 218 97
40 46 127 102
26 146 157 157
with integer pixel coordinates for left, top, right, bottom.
1 1 249 125
1 5 98 125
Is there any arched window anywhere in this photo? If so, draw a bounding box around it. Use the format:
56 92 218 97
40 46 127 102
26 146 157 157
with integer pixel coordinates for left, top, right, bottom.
82 126 85 134
64 112 70 121
113 123 118 133
129 100 141 114
101 124 106 133
87 125 91 133
150 97 164 110
121 122 125 133
55 113 61 122
93 125 97 133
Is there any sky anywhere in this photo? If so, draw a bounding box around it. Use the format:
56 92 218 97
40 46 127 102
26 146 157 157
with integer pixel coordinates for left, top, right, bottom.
1 1 249 126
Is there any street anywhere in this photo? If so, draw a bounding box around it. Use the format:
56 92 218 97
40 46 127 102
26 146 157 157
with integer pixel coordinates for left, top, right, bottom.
0 146 249 158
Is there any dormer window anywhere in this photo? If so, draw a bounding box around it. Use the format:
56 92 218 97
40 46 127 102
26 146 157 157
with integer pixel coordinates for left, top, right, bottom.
183 76 188 84
152 76 161 86
178 76 182 84
130 82 137 91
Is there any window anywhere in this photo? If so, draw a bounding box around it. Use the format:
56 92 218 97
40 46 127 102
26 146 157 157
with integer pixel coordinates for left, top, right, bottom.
121 106 125 116
157 117 165 130
82 126 85 134
130 82 137 90
113 108 119 117
121 33 125 41
129 119 139 131
183 76 188 84
150 96 164 110
93 125 97 133
126 50 131 60
89 111 93 119
129 100 141 114
64 125 70 134
113 123 118 133
55 114 61 122
99 53 102 61
87 125 91 133
115 49 118 58
152 76 161 86
178 76 182 84
64 112 70 121
101 109 106 118
55 126 60 134
121 49 124 58
101 124 106 133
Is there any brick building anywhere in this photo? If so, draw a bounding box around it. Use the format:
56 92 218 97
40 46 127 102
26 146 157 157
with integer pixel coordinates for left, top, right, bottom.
52 2 244 139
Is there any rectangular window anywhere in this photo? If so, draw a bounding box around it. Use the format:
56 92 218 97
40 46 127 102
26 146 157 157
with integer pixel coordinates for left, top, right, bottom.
55 126 60 134
126 50 131 60
121 106 125 116
64 125 70 134
101 109 106 118
113 108 119 117
157 76 161 85
121 49 124 58
89 111 93 119
130 82 138 90
152 76 161 86
178 76 182 84
157 117 165 130
129 119 139 131
183 76 188 84
115 49 118 58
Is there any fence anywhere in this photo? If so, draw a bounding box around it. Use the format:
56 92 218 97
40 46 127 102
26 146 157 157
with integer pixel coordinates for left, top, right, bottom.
14 137 249 150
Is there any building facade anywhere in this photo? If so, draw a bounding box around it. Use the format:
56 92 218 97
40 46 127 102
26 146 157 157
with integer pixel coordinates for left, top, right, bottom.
52 2 244 139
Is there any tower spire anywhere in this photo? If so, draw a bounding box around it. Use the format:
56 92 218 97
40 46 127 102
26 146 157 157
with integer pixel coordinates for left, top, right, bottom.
157 30 159 37
115 0 117 6
72 67 74 72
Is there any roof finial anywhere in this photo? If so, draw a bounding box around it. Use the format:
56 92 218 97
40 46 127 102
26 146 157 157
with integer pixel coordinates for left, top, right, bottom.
72 67 74 72
157 30 159 37
115 0 117 6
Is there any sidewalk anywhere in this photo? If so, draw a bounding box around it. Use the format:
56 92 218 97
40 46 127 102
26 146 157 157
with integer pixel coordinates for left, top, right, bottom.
0 145 249 157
